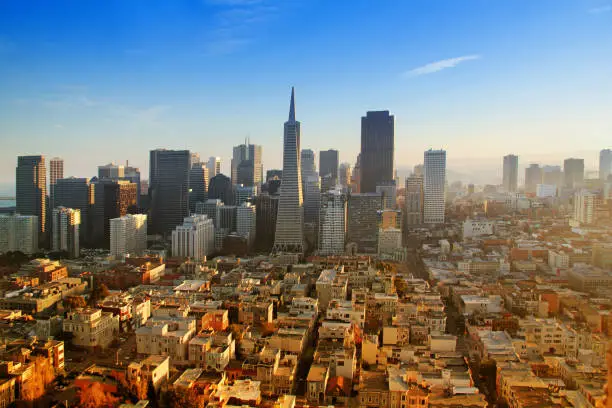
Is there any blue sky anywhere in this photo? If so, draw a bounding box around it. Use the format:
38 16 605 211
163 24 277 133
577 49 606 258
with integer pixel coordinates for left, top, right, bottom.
0 0 611 188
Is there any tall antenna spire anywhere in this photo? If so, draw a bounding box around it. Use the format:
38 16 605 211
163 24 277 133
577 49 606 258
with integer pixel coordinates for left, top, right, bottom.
288 86 295 122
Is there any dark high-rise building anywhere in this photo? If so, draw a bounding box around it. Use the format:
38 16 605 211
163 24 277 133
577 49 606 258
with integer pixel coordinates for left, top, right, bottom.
266 169 282 181
91 179 137 248
405 175 424 226
208 174 233 205
55 177 94 246
49 157 64 211
16 155 47 241
564 158 585 189
503 154 518 192
273 87 304 254
319 149 339 191
149 149 191 235
360 111 394 193
346 192 383 254
189 163 209 214
525 164 543 194
600 149 612 181
232 142 263 187
255 193 279 252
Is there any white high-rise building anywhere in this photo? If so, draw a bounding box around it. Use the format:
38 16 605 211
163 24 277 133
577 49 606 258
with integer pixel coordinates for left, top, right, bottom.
273 87 304 254
171 214 214 260
378 227 402 255
110 214 147 257
573 190 602 225
52 207 80 258
318 188 347 256
423 149 447 224
0 214 38 254
236 203 256 248
207 157 221 182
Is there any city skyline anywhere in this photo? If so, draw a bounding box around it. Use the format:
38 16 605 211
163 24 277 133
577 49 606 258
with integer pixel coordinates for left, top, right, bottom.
1 1 611 187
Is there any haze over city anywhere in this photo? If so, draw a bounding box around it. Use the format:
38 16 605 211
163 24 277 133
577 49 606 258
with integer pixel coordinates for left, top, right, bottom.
1 0 611 189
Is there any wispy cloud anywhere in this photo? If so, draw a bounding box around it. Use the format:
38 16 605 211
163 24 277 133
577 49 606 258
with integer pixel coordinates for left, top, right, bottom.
404 55 481 77
203 0 280 55
54 124 64 129
588 4 611 13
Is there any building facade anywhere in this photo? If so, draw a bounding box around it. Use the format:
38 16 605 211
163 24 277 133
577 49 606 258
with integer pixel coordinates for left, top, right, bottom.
149 149 191 235
16 155 47 241
189 163 209 214
49 157 64 211
319 188 347 256
564 158 584 189
503 154 518 192
54 177 94 245
52 207 80 258
273 87 304 254
171 214 214 260
423 149 446 224
110 214 147 257
236 203 257 248
405 174 423 226
347 193 383 254
232 142 263 187
0 214 38 254
360 111 394 193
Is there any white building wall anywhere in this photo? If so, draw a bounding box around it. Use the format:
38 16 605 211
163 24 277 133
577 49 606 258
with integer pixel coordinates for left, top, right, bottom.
423 149 446 224
110 214 147 257
0 214 38 254
171 214 214 260
318 189 346 256
236 203 256 247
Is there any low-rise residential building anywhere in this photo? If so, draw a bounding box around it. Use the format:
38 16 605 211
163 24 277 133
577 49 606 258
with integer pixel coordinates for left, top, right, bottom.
63 308 119 349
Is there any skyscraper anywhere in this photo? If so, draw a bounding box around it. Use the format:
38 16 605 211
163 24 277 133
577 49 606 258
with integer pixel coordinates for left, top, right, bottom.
360 111 394 193
91 179 137 248
502 154 518 192
54 177 94 245
232 142 263 187
98 163 125 179
318 188 347 256
600 149 612 181
255 193 279 253
16 155 47 241
208 174 233 205
564 158 584 189
525 164 543 193
405 174 424 225
207 157 221 182
319 149 339 191
301 149 316 177
339 163 351 188
542 165 563 188
273 87 304 254
189 163 209 214
346 192 383 254
52 207 80 258
0 214 38 254
149 149 191 235
236 202 257 248
171 214 214 260
423 149 446 224
49 157 64 210
110 214 147 257
123 164 142 206
301 149 320 249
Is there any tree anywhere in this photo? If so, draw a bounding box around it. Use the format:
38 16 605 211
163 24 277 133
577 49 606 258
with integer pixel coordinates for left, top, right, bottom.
393 276 408 298
64 295 87 310
90 283 111 305
79 382 120 408
19 356 56 407
161 387 204 408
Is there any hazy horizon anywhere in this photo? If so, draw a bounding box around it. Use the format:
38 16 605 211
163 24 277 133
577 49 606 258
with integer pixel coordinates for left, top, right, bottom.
1 0 610 187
